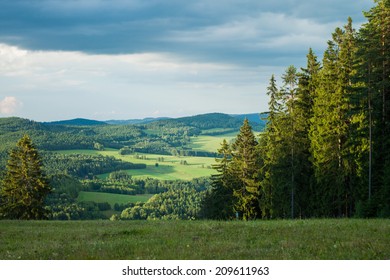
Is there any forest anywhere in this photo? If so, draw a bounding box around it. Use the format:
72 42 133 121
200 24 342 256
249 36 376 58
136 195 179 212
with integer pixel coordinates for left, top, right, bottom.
0 0 389 221
206 0 390 219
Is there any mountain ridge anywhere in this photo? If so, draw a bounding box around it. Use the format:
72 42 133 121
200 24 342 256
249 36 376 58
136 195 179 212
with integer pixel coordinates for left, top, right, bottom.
43 118 107 126
42 112 266 127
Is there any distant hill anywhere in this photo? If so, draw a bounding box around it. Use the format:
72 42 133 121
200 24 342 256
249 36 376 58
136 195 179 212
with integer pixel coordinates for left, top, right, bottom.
0 113 267 156
42 113 267 129
45 118 107 126
176 113 242 129
105 117 171 125
0 117 45 133
147 113 265 131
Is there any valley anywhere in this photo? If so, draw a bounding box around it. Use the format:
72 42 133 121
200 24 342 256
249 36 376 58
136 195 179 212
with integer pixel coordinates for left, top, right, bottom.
57 149 217 181
0 0 389 265
0 112 264 220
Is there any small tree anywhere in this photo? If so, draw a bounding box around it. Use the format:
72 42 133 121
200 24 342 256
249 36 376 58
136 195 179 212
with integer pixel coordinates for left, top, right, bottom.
0 135 51 219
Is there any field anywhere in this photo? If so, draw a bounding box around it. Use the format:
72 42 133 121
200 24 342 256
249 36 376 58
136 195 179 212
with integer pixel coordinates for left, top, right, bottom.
188 131 262 153
56 131 255 180
188 135 236 153
58 149 217 180
0 219 389 260
77 192 153 207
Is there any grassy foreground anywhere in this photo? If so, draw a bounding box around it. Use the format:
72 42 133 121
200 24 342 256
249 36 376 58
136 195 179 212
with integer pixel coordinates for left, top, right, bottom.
0 219 389 260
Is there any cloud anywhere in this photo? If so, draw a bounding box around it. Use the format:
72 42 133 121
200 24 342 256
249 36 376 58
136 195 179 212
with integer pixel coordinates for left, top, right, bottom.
0 43 260 87
0 96 22 115
0 43 271 121
168 12 337 49
0 1 374 121
0 0 372 65
0 44 29 76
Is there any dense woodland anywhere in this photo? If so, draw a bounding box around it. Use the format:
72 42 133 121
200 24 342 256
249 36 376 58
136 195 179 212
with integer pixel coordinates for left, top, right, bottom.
207 0 390 219
119 178 210 220
0 113 263 165
45 174 210 220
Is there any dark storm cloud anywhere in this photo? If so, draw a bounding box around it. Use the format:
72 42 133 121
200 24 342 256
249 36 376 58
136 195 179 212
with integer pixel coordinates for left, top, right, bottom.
0 0 373 66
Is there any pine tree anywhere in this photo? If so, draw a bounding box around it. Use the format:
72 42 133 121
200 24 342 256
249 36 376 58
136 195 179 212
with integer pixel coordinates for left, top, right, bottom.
258 75 281 219
282 65 299 218
298 49 321 121
206 139 236 219
231 119 260 220
260 73 294 218
357 0 390 216
309 19 358 217
293 49 321 217
206 121 260 220
266 75 282 128
0 135 51 219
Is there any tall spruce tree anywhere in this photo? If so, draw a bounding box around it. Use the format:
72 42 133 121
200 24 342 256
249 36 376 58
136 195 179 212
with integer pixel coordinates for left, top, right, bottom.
293 49 321 217
205 139 236 219
231 119 260 220
281 65 299 218
261 73 294 218
309 19 358 217
258 75 282 219
0 135 51 219
357 0 390 216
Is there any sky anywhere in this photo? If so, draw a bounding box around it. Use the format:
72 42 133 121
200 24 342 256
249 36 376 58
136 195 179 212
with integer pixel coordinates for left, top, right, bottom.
0 0 373 121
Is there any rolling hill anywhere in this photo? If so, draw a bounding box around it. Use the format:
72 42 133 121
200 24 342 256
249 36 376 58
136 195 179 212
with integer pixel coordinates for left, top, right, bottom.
42 112 266 129
0 112 266 157
44 118 107 126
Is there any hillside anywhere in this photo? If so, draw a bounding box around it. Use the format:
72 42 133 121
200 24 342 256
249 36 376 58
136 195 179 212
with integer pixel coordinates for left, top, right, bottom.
143 113 265 136
176 113 243 129
0 112 265 151
0 117 142 151
105 113 266 128
45 118 107 126
158 112 264 129
105 117 171 125
0 112 266 171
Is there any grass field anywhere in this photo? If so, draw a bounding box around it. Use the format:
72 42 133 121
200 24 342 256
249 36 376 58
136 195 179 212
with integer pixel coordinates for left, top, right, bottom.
77 191 153 207
188 131 262 153
188 135 236 153
0 219 389 260
57 131 263 180
58 149 216 180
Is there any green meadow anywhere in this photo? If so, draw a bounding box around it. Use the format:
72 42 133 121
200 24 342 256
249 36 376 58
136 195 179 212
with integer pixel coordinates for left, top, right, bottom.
188 135 235 153
56 131 259 180
58 149 217 180
188 131 262 153
77 191 153 207
0 219 389 260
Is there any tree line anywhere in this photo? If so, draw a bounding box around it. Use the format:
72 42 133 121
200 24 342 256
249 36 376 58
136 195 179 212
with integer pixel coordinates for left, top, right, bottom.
120 185 207 220
206 0 390 219
42 152 146 178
